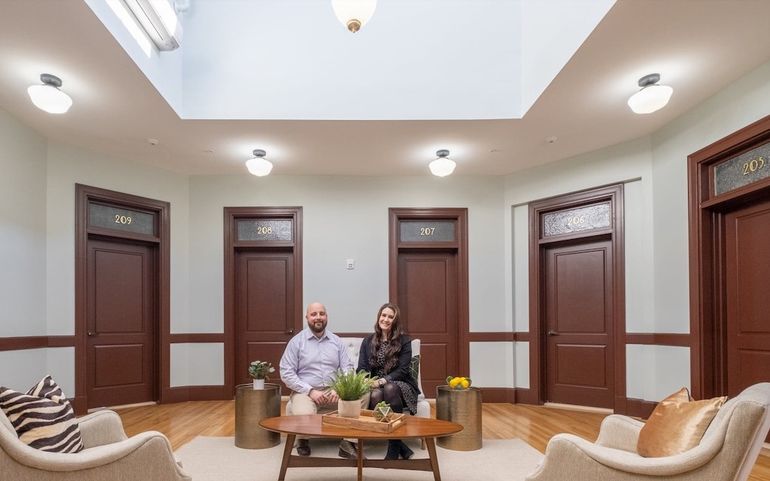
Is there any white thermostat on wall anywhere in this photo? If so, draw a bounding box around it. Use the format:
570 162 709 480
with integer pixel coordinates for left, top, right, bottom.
346 259 355 270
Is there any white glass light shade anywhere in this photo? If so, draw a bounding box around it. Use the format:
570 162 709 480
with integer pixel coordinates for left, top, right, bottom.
627 84 673 114
246 157 273 176
27 84 72 114
429 157 456 177
331 0 377 32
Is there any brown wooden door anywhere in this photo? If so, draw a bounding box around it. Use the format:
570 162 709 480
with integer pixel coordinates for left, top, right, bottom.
397 249 459 397
724 199 770 399
235 249 297 391
544 239 614 408
86 239 156 408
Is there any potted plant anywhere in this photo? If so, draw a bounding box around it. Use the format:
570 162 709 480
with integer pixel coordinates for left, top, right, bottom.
248 360 275 390
327 369 371 418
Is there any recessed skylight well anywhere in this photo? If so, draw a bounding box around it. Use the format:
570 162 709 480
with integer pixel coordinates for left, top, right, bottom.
88 0 613 121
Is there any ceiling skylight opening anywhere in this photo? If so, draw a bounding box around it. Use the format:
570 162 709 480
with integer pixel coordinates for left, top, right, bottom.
106 0 153 57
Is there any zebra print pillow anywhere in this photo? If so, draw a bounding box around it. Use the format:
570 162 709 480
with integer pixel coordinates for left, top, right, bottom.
0 375 84 453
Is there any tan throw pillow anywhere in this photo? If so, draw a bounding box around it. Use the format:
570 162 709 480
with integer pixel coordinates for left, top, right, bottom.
637 387 726 457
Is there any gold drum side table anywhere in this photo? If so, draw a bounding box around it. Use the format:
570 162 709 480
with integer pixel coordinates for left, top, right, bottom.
435 385 482 450
235 383 281 449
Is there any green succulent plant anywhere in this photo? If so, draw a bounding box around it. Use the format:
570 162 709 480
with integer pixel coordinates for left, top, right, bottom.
373 401 392 421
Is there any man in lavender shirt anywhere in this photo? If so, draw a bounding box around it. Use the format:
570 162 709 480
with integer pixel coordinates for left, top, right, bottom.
280 302 364 458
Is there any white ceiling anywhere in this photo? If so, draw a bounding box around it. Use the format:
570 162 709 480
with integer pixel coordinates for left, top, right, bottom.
1 0 770 176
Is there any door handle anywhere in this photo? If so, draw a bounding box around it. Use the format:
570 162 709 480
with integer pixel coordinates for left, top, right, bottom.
285 328 294 334
87 331 96 337
547 330 558 336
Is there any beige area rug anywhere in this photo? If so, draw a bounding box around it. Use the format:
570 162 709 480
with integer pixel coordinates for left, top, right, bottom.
176 436 543 481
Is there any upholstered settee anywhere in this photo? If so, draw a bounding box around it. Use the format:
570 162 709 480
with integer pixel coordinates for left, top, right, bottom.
0 408 190 481
526 383 770 481
287 337 431 418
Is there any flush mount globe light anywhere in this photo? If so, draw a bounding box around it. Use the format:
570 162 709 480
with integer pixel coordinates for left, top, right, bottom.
331 0 377 33
246 149 273 177
429 149 457 177
27 74 73 114
627 73 673 114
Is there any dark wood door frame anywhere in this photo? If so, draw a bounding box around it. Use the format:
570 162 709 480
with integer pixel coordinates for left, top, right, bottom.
75 184 170 414
388 208 470 376
687 114 770 400
223 207 303 396
529 184 626 412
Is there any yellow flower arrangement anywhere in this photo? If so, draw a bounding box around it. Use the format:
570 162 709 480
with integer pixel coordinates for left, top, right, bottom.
446 376 472 389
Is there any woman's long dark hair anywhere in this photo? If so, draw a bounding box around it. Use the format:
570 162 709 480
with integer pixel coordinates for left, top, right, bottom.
369 303 404 373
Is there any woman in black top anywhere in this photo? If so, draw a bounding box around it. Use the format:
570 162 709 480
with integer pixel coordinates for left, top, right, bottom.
358 302 420 460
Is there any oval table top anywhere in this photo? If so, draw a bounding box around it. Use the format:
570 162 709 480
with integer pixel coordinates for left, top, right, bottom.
260 414 463 439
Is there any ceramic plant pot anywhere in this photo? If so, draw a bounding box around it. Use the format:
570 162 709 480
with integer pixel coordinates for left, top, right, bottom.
252 378 265 390
338 399 362 418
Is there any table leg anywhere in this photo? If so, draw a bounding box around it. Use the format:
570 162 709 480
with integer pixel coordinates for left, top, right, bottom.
424 437 442 481
278 434 295 481
357 439 364 481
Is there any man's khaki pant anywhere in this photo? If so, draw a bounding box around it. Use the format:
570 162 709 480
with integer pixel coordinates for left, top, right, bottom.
289 389 371 414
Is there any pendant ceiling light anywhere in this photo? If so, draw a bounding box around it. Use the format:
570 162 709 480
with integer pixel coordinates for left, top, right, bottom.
627 73 673 115
27 74 73 114
331 0 377 33
246 149 273 177
429 149 456 177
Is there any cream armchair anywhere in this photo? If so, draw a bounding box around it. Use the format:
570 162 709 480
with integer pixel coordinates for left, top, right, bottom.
1 408 190 481
527 383 770 481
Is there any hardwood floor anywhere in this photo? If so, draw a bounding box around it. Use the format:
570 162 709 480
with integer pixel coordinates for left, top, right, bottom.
116 400 770 480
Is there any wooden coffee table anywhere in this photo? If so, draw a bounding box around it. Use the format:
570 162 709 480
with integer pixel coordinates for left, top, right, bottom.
260 414 462 481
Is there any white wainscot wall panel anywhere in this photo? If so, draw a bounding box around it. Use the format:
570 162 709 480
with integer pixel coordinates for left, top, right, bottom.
170 343 224 387
626 344 690 401
45 347 75 397
0 349 46 393
470 342 513 388
514 341 530 389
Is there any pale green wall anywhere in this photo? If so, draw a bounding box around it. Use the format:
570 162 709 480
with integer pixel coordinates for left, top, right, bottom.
187 174 507 334
0 109 47 338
